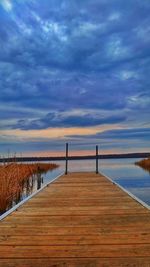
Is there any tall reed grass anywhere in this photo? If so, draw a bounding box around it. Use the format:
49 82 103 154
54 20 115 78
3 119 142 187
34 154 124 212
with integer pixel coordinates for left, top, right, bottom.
0 163 58 214
135 158 150 173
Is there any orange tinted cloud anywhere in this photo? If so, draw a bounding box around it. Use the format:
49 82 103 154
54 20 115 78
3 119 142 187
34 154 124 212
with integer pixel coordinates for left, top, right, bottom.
0 125 121 140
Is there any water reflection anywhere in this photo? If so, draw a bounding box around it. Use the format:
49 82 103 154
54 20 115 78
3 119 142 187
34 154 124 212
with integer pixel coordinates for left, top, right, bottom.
21 172 44 200
37 172 43 190
11 172 43 210
135 158 150 175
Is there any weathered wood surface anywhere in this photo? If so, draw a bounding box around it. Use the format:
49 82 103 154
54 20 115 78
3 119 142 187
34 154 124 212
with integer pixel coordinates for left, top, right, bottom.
0 172 150 267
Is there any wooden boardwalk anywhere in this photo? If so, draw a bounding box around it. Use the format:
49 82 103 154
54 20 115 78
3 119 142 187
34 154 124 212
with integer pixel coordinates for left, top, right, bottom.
0 172 150 266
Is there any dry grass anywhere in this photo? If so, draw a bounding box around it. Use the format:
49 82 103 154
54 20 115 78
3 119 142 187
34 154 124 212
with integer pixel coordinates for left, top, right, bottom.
135 158 150 172
0 163 58 214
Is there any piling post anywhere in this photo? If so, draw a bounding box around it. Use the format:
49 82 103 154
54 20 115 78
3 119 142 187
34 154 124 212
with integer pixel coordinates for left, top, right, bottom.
96 145 99 174
65 143 69 175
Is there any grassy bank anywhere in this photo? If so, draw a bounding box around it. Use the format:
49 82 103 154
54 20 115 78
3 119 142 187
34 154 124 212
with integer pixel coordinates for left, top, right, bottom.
0 163 58 214
135 158 150 172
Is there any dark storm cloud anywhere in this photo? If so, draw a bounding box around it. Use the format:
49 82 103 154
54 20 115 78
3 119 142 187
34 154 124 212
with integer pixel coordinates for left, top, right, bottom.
12 112 126 130
67 128 150 141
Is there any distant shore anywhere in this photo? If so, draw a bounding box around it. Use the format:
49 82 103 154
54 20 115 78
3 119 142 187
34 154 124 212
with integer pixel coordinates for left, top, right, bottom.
1 152 150 163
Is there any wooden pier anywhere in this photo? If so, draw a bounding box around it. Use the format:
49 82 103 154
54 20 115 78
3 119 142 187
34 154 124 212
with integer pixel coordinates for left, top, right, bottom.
0 172 150 266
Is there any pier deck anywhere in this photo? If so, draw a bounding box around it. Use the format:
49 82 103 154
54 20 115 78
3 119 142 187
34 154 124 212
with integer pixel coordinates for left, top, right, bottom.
0 172 150 266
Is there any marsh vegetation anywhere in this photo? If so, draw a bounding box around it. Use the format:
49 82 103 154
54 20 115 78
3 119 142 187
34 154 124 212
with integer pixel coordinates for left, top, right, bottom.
0 162 58 214
135 158 150 173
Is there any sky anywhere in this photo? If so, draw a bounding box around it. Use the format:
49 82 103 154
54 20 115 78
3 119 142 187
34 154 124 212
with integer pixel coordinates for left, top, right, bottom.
0 0 150 156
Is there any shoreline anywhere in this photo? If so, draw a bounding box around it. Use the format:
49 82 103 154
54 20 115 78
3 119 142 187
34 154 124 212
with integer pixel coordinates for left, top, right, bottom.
1 152 150 163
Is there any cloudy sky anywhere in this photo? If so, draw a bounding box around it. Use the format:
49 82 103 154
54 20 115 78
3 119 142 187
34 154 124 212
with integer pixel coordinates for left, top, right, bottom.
0 0 150 156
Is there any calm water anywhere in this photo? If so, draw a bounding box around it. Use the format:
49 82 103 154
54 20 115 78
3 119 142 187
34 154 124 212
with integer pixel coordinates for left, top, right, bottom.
1 158 150 215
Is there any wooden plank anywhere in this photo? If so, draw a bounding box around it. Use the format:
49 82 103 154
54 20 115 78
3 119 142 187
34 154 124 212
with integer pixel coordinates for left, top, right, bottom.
1 226 150 236
14 207 148 216
0 244 150 258
0 258 150 267
21 199 139 206
1 233 150 245
3 214 150 226
19 200 147 208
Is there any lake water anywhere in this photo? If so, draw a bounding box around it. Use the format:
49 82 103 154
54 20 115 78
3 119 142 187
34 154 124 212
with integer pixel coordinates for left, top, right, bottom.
1 158 150 216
